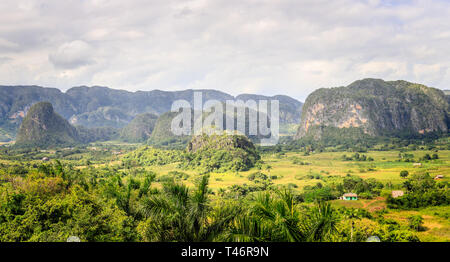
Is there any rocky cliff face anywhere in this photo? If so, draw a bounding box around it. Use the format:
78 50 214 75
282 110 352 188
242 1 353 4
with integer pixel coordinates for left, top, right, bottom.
235 94 302 124
295 79 449 139
69 106 133 128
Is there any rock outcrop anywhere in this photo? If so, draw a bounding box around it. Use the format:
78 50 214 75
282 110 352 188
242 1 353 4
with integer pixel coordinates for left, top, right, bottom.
295 79 449 139
15 102 79 147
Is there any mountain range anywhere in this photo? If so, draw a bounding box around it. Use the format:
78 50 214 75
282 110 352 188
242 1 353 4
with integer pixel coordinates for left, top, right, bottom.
4 79 450 146
0 85 303 141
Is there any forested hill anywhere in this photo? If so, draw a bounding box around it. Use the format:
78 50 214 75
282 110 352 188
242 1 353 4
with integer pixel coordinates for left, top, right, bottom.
15 102 79 148
295 79 450 140
0 85 303 141
14 102 119 148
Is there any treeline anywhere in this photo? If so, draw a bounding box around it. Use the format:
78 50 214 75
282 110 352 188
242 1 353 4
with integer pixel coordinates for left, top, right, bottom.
387 173 449 209
0 144 137 165
260 131 450 155
301 175 384 202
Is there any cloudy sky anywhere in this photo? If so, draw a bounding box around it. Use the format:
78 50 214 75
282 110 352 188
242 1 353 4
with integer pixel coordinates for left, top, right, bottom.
0 0 449 101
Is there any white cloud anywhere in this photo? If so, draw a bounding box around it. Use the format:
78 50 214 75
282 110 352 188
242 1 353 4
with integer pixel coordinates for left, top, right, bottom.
0 0 449 101
49 40 95 69
357 61 408 78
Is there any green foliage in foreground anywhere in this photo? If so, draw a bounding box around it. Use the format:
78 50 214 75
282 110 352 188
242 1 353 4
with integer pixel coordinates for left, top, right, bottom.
0 161 424 242
408 215 425 232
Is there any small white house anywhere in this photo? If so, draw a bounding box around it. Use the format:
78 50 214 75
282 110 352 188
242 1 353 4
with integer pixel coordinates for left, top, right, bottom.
341 193 358 201
391 190 404 198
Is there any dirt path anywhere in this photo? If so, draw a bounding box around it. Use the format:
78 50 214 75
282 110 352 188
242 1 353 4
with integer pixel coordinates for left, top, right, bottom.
363 197 386 212
362 199 378 208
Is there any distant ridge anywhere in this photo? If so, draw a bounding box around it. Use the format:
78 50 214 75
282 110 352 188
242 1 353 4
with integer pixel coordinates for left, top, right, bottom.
0 85 303 141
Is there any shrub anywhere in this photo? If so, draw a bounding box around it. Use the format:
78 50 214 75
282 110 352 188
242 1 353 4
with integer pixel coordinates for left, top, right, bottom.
400 170 409 178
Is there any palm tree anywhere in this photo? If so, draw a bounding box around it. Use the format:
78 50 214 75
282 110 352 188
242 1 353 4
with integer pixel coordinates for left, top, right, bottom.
139 175 236 242
301 202 340 242
339 208 360 242
227 189 305 242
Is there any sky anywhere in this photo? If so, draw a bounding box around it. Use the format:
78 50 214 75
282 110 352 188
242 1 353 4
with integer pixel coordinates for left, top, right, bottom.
0 0 449 101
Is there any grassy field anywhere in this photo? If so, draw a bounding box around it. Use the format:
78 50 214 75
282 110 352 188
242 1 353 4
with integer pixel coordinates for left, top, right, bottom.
142 150 450 190
2 146 448 194
330 199 450 242
383 206 450 242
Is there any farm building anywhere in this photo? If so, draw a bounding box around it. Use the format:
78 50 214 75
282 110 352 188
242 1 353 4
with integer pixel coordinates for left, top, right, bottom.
341 193 358 201
413 163 422 167
434 175 444 180
391 190 404 198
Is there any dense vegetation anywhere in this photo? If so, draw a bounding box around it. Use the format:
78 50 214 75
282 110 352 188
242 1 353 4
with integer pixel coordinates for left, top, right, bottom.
269 132 450 155
184 134 261 172
122 146 185 166
124 134 261 173
387 173 449 209
0 160 424 242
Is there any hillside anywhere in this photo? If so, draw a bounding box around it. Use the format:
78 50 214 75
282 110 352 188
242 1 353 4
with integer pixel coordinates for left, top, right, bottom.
184 133 260 172
120 113 158 142
76 126 120 143
147 111 192 148
69 106 133 128
147 105 277 148
15 102 79 148
236 94 303 124
0 85 303 141
295 79 450 140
